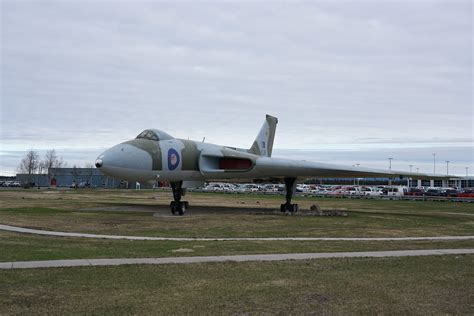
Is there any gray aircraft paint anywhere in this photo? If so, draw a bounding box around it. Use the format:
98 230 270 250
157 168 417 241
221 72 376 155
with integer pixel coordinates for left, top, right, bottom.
97 115 455 184
249 114 278 157
124 139 162 170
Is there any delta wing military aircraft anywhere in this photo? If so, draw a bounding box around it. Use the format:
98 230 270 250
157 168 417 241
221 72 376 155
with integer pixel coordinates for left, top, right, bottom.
96 115 448 215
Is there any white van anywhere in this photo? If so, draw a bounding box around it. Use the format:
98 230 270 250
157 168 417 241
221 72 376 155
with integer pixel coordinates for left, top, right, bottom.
383 186 407 197
361 187 383 196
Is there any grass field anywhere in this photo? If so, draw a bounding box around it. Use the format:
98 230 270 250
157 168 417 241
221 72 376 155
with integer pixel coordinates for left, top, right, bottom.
0 189 473 262
1 255 473 314
0 189 473 239
0 189 473 314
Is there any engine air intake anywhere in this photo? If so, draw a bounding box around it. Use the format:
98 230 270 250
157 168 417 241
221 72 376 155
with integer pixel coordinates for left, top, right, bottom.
218 158 252 170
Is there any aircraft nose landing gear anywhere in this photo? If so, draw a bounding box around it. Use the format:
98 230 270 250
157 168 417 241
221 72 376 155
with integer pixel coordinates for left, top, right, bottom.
170 181 189 216
281 177 298 213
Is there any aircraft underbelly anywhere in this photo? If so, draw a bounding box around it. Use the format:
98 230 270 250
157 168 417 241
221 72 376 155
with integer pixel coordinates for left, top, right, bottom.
157 171 203 182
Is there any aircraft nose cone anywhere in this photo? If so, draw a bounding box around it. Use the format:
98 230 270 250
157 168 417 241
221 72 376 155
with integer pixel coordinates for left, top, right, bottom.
95 143 154 176
95 158 103 168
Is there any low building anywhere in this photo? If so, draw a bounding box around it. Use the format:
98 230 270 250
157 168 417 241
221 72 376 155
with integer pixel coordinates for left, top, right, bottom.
17 168 134 188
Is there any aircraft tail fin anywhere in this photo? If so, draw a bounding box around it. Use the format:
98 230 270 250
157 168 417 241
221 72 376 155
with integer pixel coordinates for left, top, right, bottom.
248 114 278 157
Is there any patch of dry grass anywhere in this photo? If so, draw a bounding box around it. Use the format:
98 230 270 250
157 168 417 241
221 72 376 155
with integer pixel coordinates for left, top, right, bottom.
0 255 472 314
0 189 473 238
1 230 474 262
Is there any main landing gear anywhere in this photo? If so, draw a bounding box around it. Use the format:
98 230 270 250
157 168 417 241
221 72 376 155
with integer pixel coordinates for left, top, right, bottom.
170 181 189 216
280 177 298 213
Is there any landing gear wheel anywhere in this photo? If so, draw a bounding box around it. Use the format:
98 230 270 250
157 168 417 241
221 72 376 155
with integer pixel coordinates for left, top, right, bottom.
280 203 298 213
178 202 186 216
170 201 187 216
170 201 176 215
169 181 189 216
280 178 298 214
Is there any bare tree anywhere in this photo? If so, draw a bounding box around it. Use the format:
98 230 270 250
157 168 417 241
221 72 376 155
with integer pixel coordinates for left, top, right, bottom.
43 149 58 171
17 149 40 187
17 149 40 174
35 149 67 186
42 149 65 171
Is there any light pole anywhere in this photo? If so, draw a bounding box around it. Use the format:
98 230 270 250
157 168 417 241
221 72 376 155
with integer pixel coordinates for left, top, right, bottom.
388 158 393 186
465 167 469 189
415 167 420 187
407 165 413 187
445 161 450 175
432 153 436 175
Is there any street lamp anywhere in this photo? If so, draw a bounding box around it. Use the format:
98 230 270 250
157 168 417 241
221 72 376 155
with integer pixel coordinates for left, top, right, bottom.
416 167 419 173
465 167 469 189
387 158 393 186
432 153 436 175
445 161 450 175
409 165 413 172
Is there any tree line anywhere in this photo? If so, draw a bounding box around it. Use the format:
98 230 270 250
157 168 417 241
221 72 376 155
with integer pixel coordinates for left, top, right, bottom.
17 149 98 188
17 149 66 175
17 149 95 175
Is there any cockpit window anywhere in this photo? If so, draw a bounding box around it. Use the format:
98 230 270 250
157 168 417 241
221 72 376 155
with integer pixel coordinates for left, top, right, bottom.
136 130 159 141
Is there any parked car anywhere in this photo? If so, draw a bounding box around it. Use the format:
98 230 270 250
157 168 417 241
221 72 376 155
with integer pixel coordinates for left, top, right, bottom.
77 181 91 188
360 187 383 196
2 181 21 187
262 184 279 192
344 187 362 196
382 186 407 197
443 188 459 197
457 189 474 198
203 183 222 192
327 188 345 196
424 188 444 197
241 184 261 192
405 188 424 196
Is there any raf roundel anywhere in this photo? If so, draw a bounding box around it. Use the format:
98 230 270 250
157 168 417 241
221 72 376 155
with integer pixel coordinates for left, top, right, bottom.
167 148 180 171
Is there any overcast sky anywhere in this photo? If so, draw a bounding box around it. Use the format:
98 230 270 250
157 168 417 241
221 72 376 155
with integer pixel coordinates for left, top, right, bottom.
1 0 472 176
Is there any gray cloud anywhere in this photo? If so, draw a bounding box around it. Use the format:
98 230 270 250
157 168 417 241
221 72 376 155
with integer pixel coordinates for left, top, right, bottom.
1 1 472 175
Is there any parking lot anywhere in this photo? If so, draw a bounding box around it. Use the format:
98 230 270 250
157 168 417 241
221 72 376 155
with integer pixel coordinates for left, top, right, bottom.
198 182 474 201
